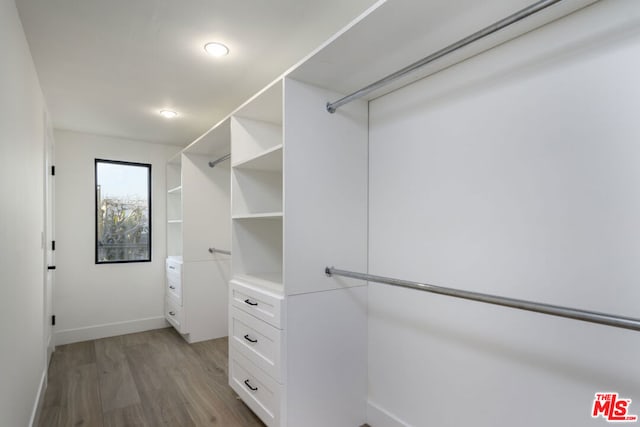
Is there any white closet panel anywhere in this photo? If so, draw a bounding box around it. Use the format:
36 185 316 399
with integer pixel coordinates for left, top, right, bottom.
182 153 231 262
368 1 640 426
283 78 368 295
165 118 231 343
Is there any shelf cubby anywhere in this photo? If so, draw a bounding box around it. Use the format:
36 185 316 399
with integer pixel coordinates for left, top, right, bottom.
231 117 282 167
232 168 282 217
231 217 283 288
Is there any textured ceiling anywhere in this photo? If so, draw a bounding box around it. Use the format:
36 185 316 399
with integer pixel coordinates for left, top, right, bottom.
16 0 380 145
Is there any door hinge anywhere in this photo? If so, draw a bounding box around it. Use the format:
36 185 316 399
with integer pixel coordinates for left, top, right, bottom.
51 165 55 176
51 315 56 326
52 240 56 251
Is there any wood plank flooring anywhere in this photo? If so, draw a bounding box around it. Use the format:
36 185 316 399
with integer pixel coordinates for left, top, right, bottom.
36 328 264 427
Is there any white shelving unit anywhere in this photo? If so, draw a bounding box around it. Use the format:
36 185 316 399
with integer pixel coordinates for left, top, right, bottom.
166 154 182 258
165 118 231 343
228 74 368 427
230 82 285 426
231 82 284 292
154 1 610 425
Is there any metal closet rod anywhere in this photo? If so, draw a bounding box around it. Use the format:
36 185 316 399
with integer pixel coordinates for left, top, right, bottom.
324 267 640 332
208 153 231 168
208 247 231 256
326 0 563 114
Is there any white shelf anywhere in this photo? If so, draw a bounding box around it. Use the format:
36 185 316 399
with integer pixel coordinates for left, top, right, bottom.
168 219 183 224
234 273 284 294
168 185 182 194
232 212 283 220
233 144 282 172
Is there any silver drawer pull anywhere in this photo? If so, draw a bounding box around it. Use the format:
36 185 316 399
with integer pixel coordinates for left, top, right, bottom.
169 266 176 270
169 311 176 316
244 299 258 306
244 379 258 392
243 334 258 343
169 285 176 290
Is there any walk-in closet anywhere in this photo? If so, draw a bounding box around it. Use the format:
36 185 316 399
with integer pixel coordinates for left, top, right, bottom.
3 0 639 426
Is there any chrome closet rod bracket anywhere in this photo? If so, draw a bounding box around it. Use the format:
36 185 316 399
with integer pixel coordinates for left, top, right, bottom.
208 247 231 256
325 266 640 332
208 153 231 168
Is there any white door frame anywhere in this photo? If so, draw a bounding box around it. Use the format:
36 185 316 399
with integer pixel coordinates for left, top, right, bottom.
43 111 55 362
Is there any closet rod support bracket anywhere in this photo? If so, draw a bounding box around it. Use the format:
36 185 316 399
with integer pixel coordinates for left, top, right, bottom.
326 103 336 114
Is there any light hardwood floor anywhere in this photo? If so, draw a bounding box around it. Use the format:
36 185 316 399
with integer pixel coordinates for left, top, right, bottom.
36 327 265 427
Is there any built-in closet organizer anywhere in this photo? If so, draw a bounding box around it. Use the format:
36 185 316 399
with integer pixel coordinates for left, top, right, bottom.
228 79 368 427
148 0 640 426
283 1 638 427
165 120 231 343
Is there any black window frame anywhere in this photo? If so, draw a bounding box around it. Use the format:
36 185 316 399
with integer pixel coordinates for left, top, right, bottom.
95 158 152 264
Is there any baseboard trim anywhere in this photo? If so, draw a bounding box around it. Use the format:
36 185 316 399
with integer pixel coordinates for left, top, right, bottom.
367 400 410 427
29 368 47 427
54 316 169 345
46 334 54 365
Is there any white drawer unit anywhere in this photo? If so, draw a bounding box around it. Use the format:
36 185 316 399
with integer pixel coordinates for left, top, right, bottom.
165 297 184 333
230 306 284 382
230 279 283 329
166 257 183 304
230 348 282 427
166 270 182 304
166 257 182 274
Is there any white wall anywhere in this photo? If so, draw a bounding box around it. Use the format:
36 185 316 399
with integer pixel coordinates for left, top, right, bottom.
367 1 640 426
0 0 49 425
54 129 180 344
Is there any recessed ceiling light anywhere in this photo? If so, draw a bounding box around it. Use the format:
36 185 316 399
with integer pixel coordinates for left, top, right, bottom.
204 42 229 57
159 109 178 119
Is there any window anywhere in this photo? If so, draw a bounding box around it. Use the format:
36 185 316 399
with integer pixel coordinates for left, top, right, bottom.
95 159 151 263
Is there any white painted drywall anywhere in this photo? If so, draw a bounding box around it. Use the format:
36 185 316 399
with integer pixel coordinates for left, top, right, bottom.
54 129 181 345
0 0 49 425
368 1 640 426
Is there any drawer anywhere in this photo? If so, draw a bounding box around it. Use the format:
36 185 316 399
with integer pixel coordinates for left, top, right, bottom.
230 307 283 381
230 279 283 329
166 271 182 304
167 267 181 287
166 257 182 273
230 348 281 427
165 297 184 333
